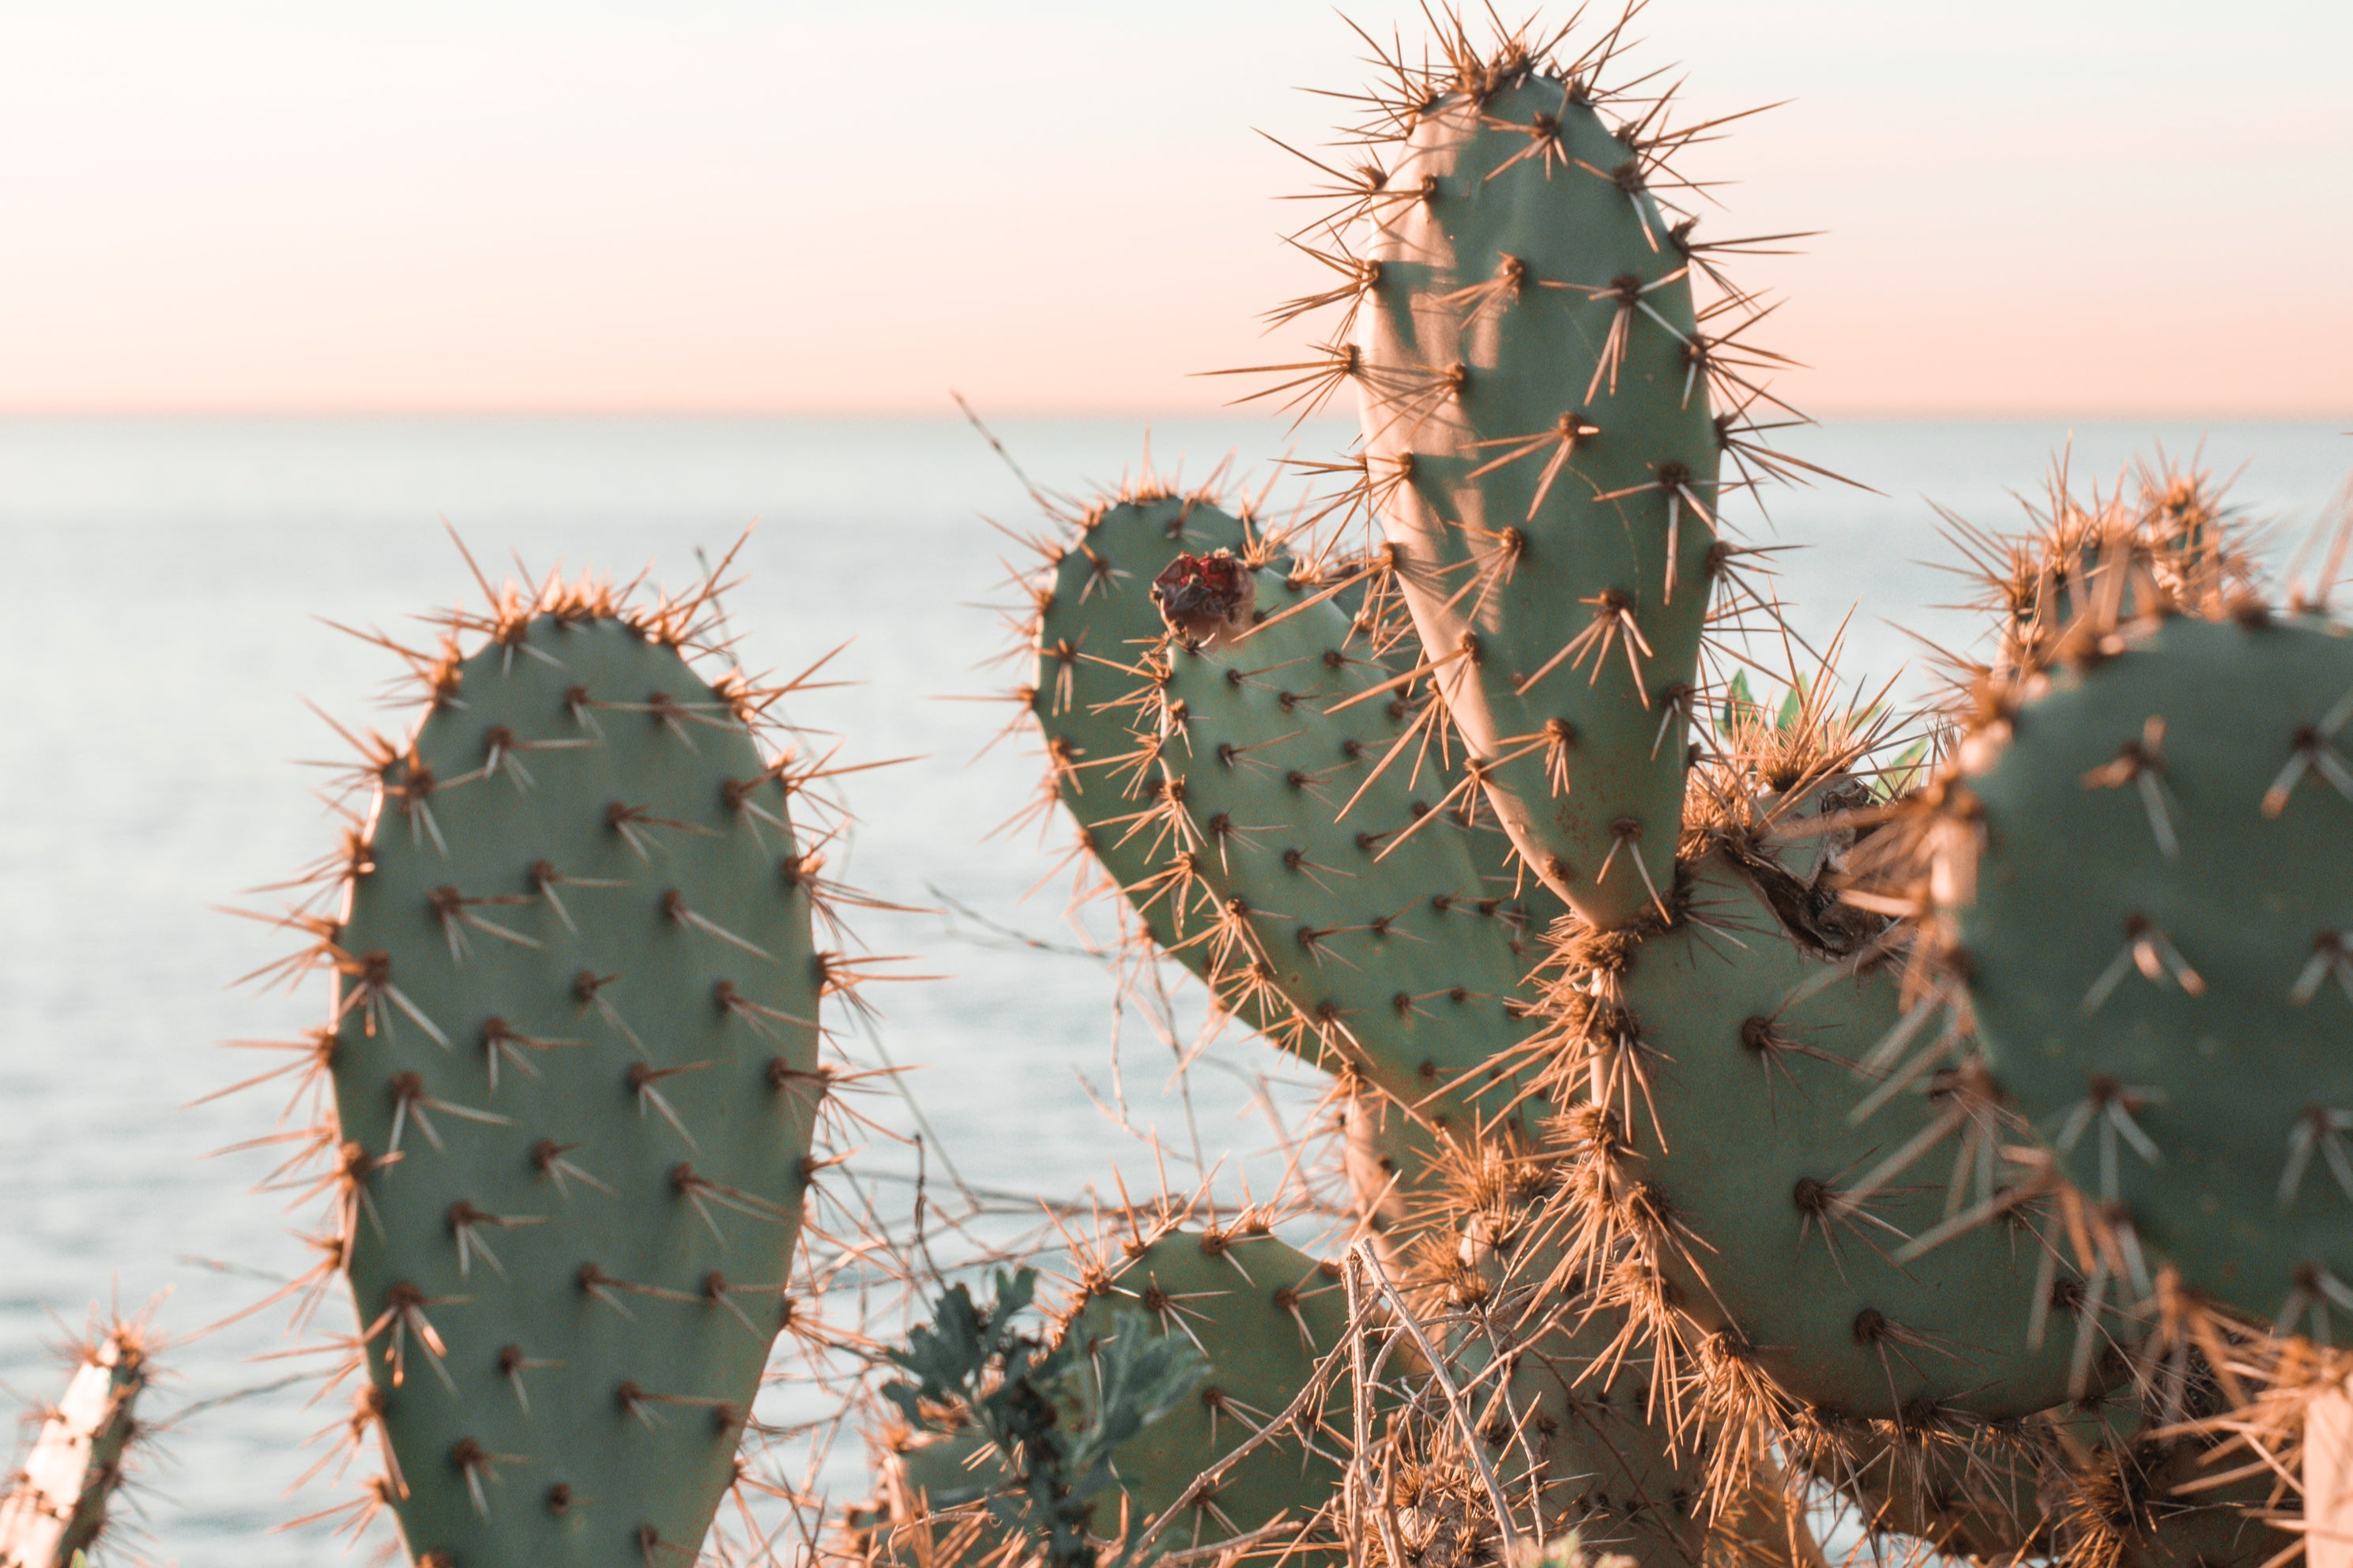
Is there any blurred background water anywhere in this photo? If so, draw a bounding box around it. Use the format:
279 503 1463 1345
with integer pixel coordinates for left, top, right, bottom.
0 414 2345 1565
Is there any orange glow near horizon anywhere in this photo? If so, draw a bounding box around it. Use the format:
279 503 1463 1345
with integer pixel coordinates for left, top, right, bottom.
2 4 2345 420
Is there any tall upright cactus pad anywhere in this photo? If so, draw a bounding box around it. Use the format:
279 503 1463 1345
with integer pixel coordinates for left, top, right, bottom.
0 1321 152 1568
1931 612 2353 1327
252 568 829 1566
1315 35 1732 929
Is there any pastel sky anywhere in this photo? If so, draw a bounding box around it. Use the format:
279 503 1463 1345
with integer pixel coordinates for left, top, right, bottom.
2 0 2346 417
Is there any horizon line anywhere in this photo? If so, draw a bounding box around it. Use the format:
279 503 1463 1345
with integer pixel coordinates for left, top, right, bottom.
2 405 2348 427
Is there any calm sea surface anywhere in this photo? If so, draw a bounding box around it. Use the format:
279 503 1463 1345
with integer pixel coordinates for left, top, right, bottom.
0 416 2345 1564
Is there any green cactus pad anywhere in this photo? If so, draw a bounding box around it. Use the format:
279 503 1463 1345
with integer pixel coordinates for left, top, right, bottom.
1031 491 1263 936
860 1232 1350 1564
1593 855 2083 1419
1515 1347 1707 1563
1152 563 1555 1137
1953 615 2353 1325
1056 1230 1347 1555
1029 493 1297 1036
1352 71 1719 930
324 611 820 1566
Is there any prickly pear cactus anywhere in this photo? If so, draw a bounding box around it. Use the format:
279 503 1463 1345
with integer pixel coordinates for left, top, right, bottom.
920 13 2353 1568
265 573 826 1566
0 1322 152 1568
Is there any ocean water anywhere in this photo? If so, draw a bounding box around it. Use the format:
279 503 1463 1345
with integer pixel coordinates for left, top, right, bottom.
0 414 2345 1565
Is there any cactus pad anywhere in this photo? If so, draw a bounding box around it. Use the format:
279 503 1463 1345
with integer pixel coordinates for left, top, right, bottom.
1150 562 1553 1137
1948 614 2353 1325
0 1320 152 1568
1056 1228 1347 1555
290 582 823 1566
1030 492 1266 942
1346 57 1720 928
1557 855 2084 1419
